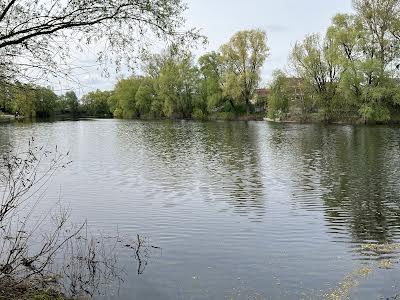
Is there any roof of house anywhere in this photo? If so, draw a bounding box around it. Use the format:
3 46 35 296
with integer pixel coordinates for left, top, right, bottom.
255 88 270 97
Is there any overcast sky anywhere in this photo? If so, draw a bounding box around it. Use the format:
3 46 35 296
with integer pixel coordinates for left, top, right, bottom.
53 0 354 96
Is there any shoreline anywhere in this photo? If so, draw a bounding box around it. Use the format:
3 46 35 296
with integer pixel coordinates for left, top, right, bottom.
3 113 400 126
0 277 67 300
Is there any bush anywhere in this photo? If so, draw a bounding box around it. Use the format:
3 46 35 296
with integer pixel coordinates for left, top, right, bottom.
192 108 208 120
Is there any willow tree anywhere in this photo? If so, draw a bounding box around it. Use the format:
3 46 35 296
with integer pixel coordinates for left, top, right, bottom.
353 0 400 74
198 52 225 111
267 70 290 119
326 14 364 101
291 34 342 121
325 1 400 122
0 0 200 82
157 49 199 119
220 29 269 114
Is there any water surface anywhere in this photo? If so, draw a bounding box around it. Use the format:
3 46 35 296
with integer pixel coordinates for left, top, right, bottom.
0 120 399 299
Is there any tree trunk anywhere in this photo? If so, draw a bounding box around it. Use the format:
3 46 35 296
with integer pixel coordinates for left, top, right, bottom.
229 99 237 112
246 99 250 115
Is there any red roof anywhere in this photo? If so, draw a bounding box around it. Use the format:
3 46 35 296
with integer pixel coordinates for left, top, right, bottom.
255 89 270 97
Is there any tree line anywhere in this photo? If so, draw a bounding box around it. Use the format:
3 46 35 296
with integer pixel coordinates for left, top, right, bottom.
268 0 400 123
1 0 399 124
104 31 268 121
1 30 269 120
0 82 92 118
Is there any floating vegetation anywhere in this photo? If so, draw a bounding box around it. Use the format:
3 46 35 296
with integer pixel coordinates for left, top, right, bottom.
378 259 394 270
324 267 372 300
360 243 400 255
324 243 400 300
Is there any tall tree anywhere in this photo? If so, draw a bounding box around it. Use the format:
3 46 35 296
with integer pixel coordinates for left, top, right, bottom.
157 50 199 119
198 52 225 111
267 71 290 119
327 14 364 101
81 89 112 117
220 30 269 114
291 34 342 121
135 78 157 118
64 91 80 116
112 77 142 118
143 45 201 119
353 0 400 74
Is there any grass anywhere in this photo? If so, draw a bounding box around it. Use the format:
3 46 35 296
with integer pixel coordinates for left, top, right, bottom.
0 278 67 300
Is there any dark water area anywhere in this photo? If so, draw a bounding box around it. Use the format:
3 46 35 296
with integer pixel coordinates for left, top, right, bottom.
0 119 399 299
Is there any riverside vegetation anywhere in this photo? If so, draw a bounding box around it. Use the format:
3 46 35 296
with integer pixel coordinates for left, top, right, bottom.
268 0 400 123
0 29 269 121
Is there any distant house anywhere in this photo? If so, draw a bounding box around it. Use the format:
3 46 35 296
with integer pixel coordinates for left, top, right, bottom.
252 88 270 113
285 78 305 115
254 88 269 99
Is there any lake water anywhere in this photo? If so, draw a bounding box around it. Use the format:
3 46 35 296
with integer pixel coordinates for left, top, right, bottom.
0 119 399 299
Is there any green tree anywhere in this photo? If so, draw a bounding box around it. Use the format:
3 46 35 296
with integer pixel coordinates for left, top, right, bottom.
198 52 225 112
291 34 342 121
135 78 157 118
220 29 269 114
267 71 290 119
353 0 400 75
0 82 13 113
113 77 142 118
9 84 57 118
35 86 58 117
327 14 364 102
152 46 200 119
81 90 112 117
57 91 80 116
65 91 79 116
12 85 36 118
325 2 400 122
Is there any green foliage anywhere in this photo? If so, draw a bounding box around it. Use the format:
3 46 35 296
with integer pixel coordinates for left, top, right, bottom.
192 108 207 120
57 91 79 116
81 90 113 117
96 35 270 121
157 47 199 119
12 86 37 118
135 78 156 118
287 0 400 123
34 87 58 117
0 83 13 113
0 28 271 122
113 77 142 119
65 91 79 116
267 71 290 119
0 83 81 119
113 108 124 119
8 84 58 118
198 52 225 111
220 30 270 114
291 33 342 121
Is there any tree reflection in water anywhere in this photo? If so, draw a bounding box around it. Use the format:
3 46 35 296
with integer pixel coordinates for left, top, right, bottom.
268 124 400 255
61 231 158 298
